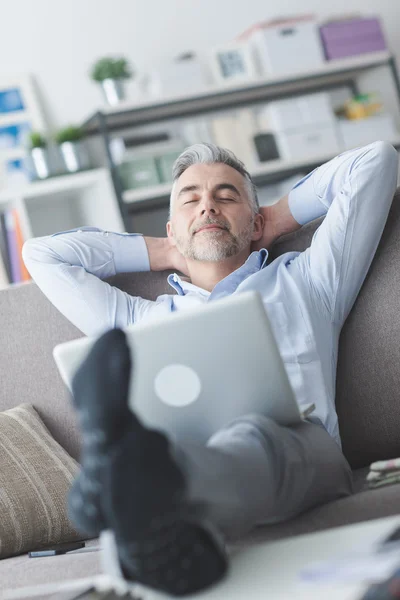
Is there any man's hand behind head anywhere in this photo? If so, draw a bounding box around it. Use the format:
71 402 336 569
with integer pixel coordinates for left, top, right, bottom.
251 195 301 252
144 237 189 275
251 205 280 252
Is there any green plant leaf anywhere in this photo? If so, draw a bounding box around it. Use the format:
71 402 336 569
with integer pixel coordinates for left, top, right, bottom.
55 125 84 145
90 56 132 82
28 131 47 149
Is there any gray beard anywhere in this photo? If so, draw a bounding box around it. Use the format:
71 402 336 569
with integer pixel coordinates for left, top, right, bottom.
174 218 254 262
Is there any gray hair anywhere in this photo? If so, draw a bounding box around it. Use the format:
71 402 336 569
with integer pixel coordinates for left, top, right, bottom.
169 143 259 218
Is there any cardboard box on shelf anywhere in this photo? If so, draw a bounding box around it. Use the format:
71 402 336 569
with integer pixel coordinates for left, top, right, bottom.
118 157 160 190
337 114 399 150
258 92 336 132
156 151 184 183
146 57 209 98
239 16 325 76
319 17 388 61
276 124 341 161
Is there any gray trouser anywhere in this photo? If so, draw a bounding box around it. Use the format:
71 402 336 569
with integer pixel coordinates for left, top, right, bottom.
176 415 354 541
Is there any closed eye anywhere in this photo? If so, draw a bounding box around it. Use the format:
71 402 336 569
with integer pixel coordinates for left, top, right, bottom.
184 197 236 205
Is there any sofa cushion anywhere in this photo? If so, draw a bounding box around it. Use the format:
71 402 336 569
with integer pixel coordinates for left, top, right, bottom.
0 404 83 559
240 480 400 547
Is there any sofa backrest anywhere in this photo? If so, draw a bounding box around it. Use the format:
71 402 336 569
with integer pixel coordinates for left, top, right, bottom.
0 272 175 462
1 190 399 468
0 283 84 460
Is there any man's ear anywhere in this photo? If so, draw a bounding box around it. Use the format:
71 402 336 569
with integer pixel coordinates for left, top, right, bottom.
166 221 177 247
251 212 264 242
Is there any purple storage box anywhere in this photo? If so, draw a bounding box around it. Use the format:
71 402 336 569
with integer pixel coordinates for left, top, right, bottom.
319 17 387 60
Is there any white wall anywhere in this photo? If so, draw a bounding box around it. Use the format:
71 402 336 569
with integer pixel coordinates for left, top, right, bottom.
2 0 400 129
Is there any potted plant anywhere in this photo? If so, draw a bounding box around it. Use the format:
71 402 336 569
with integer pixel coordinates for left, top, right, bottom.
55 125 90 173
27 131 51 179
90 56 132 106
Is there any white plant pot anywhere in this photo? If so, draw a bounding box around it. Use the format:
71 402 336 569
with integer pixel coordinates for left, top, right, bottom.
59 141 90 173
30 147 51 179
101 79 126 106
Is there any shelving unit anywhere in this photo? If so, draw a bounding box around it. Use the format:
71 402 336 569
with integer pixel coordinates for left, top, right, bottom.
4 52 398 288
84 52 398 132
82 50 400 233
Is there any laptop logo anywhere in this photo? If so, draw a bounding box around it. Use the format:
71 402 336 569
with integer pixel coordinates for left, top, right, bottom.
154 364 201 407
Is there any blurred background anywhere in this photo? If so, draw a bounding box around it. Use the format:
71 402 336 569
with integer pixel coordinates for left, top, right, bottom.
1 0 400 286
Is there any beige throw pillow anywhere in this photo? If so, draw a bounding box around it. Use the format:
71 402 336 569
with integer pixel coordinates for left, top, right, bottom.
0 403 83 558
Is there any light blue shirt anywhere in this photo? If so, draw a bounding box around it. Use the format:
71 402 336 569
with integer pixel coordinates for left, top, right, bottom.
23 142 398 445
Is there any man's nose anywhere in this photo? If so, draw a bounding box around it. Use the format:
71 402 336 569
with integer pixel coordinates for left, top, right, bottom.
199 194 220 216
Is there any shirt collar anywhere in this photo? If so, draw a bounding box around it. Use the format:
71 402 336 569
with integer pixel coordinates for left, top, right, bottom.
167 249 268 296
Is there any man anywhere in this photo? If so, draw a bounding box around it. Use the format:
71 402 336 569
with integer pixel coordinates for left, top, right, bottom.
23 141 398 596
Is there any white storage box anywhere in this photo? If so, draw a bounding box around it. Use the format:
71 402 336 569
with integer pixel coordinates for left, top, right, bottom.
258 93 336 131
276 124 341 161
147 58 208 97
337 114 399 150
242 18 325 76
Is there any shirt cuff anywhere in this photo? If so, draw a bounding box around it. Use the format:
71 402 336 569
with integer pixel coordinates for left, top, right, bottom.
113 233 150 273
288 171 328 226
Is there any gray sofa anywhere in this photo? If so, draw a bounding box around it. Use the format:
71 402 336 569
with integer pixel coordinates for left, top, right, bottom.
2 189 400 596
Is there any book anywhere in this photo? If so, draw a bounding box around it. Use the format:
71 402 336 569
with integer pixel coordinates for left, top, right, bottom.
0 250 8 289
0 211 11 282
4 209 22 283
13 208 30 281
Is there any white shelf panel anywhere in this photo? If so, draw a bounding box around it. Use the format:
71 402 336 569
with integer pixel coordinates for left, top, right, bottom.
89 51 393 118
122 138 400 207
0 147 26 160
0 168 108 204
0 111 35 127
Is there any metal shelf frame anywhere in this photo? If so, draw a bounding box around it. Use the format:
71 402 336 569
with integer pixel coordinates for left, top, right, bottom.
82 51 400 231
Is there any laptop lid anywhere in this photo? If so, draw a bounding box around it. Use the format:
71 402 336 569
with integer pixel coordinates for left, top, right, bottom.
53 291 301 444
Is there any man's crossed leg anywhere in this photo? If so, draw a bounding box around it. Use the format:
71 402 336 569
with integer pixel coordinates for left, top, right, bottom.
68 328 353 596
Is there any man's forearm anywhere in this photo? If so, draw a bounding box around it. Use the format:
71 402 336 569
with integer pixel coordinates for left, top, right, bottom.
22 228 151 336
269 195 302 239
143 237 172 271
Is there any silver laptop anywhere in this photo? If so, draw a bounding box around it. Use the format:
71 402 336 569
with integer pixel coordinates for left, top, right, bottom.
53 291 305 445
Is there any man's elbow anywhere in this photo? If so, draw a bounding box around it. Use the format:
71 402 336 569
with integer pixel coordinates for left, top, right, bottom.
22 238 56 271
22 239 35 267
368 140 398 173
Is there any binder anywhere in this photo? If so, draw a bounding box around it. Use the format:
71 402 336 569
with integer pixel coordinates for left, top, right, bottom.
0 249 8 288
0 211 11 282
13 208 30 281
4 209 22 283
